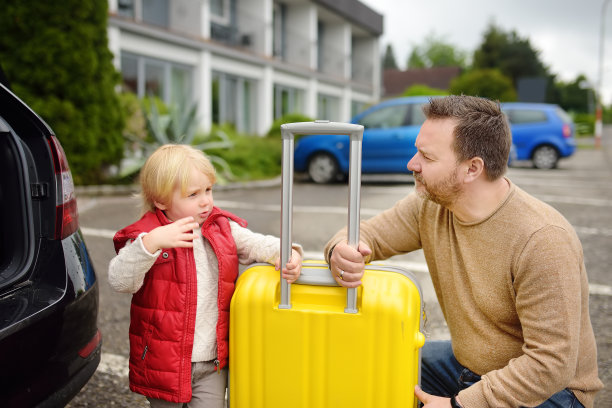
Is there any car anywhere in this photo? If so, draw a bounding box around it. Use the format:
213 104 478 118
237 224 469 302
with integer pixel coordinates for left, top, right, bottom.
500 102 576 169
294 97 573 183
294 96 429 183
0 78 101 406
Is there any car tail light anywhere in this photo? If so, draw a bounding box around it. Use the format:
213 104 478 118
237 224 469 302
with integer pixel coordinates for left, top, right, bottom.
79 329 102 358
562 124 572 139
48 135 79 239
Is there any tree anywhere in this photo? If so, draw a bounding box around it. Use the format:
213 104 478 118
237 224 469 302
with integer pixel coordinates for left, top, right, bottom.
449 69 517 102
383 44 399 70
402 84 448 97
473 23 548 88
0 1 124 184
407 33 467 69
555 74 593 114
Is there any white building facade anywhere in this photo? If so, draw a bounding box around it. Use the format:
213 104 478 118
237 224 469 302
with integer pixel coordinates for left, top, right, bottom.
107 0 383 136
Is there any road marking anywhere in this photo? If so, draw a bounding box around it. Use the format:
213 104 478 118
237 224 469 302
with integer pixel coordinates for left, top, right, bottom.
534 194 612 208
81 227 116 239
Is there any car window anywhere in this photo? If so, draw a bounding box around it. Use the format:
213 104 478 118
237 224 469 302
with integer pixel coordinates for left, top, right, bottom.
554 107 573 124
505 109 547 124
358 104 410 129
409 103 427 126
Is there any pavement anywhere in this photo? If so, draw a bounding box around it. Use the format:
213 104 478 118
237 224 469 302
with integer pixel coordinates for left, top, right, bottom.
68 135 612 407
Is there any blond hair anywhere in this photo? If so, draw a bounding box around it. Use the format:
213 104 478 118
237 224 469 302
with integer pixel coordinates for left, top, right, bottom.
139 144 217 214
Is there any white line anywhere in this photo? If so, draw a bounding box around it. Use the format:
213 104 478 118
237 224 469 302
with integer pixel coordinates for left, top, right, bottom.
80 227 116 239
534 194 612 207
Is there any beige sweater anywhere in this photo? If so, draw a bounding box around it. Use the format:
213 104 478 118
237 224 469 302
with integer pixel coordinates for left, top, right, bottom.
325 180 602 407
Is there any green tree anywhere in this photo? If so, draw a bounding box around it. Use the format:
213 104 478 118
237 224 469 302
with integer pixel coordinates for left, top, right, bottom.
407 33 467 69
449 69 517 101
402 84 448 97
0 1 124 184
555 74 593 114
383 44 399 70
473 23 548 88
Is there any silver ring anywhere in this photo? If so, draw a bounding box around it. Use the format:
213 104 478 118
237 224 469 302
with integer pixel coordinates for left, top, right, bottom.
338 269 344 280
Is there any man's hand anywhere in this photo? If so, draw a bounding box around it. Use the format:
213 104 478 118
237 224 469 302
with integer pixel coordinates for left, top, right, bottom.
329 241 371 288
414 385 454 408
142 216 200 253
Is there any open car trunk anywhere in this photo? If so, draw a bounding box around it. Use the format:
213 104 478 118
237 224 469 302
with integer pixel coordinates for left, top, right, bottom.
0 118 34 292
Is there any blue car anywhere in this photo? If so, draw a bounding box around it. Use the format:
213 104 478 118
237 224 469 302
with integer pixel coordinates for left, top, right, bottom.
294 96 429 183
294 97 574 183
501 102 576 169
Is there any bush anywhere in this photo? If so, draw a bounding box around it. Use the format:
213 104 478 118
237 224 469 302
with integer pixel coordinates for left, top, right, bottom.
450 69 517 102
266 113 314 139
0 1 125 184
572 112 594 137
402 84 448 97
207 127 283 182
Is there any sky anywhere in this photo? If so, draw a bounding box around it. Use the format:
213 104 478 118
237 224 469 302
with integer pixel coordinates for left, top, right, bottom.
360 0 612 103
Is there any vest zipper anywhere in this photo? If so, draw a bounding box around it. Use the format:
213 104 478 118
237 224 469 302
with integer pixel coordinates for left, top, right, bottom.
141 345 148 360
214 359 220 374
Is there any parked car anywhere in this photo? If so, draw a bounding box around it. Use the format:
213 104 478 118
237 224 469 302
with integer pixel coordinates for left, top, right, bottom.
0 80 101 406
294 97 573 183
501 102 576 169
294 96 429 183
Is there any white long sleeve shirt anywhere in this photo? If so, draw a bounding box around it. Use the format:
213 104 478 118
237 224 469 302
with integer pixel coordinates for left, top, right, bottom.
109 220 302 362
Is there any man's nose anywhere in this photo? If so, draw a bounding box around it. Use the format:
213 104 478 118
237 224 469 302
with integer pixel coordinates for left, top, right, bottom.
407 153 419 172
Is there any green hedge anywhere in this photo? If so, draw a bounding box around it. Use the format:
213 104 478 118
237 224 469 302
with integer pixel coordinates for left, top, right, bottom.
0 1 124 184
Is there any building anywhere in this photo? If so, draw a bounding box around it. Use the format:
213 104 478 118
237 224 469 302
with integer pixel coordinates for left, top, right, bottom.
382 67 461 98
107 0 383 136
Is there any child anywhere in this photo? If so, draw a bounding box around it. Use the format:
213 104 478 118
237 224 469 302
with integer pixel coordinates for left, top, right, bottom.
109 144 302 408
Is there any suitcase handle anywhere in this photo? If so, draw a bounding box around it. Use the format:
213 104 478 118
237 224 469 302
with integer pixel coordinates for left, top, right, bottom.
279 120 363 313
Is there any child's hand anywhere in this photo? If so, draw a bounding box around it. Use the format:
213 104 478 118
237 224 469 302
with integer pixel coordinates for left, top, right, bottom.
142 217 200 253
275 249 302 284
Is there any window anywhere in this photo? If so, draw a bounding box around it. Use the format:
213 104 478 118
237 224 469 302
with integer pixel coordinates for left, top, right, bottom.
357 104 410 129
351 101 367 118
142 0 169 27
317 94 339 121
210 0 230 25
273 85 302 119
212 72 256 133
506 109 548 124
409 104 427 126
317 21 325 72
121 54 138 93
117 0 135 18
120 52 193 107
272 2 286 59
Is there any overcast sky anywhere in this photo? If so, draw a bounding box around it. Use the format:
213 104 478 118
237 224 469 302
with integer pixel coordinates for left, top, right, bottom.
360 0 612 103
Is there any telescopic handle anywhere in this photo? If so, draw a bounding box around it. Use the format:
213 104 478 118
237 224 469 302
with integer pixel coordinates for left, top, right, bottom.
279 120 363 313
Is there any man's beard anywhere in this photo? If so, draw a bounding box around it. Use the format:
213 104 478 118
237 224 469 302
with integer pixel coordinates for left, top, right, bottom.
413 168 462 208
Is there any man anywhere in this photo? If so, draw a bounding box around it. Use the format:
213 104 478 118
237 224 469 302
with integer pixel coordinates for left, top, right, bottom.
325 95 602 407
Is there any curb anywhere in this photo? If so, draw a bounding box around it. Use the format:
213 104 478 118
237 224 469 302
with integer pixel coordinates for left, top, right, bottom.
75 176 283 197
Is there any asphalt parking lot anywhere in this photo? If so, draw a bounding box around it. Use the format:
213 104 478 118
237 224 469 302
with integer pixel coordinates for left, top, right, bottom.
67 138 612 407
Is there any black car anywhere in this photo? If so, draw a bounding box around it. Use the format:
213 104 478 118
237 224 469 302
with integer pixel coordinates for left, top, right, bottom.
0 79 101 406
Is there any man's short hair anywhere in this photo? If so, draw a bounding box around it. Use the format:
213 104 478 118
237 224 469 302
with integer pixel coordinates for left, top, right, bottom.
423 95 512 180
139 144 217 214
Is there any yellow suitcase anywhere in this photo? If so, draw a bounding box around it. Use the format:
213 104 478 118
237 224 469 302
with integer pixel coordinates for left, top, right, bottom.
229 121 425 407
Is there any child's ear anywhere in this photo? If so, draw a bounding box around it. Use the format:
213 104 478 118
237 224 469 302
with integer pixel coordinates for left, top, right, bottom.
154 200 168 210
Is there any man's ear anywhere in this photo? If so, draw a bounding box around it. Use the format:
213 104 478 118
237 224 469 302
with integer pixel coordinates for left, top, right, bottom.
154 200 168 210
464 157 484 182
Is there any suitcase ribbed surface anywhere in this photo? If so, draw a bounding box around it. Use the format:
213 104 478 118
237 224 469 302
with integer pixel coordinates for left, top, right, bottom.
229 263 424 407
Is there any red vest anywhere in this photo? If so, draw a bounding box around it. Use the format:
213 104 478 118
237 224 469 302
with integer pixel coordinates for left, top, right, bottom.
113 207 247 403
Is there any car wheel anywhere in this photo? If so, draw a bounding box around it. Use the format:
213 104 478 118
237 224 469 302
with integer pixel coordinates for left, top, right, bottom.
308 153 339 184
532 145 559 169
